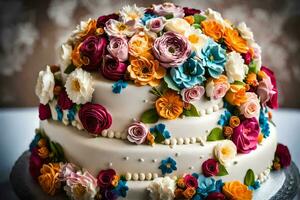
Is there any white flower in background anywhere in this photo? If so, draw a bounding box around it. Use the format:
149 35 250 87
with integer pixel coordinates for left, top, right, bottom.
104 19 137 37
165 18 191 35
119 4 145 23
147 176 176 200
225 52 248 83
240 92 260 119
184 27 209 51
35 65 55 105
205 8 231 27
214 140 237 166
60 43 73 72
236 22 254 43
65 68 94 104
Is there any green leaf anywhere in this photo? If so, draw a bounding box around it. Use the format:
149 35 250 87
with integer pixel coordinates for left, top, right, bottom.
207 127 224 141
160 80 168 94
165 13 174 19
233 81 245 85
244 169 255 186
64 63 76 74
183 104 200 117
164 75 180 92
217 164 229 176
194 14 206 24
249 61 258 73
141 108 159 123
150 87 163 97
192 24 201 29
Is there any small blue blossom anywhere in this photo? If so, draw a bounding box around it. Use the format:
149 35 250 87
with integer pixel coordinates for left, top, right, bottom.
112 179 129 197
150 123 171 138
67 105 77 122
29 133 42 151
112 80 128 94
140 13 158 25
248 180 261 191
55 105 63 121
159 157 177 175
218 109 232 126
196 175 218 197
259 108 270 138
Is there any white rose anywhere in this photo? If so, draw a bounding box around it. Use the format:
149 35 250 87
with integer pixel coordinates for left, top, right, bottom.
225 52 248 83
60 43 72 73
165 18 191 35
236 22 254 43
184 27 209 51
147 177 176 200
205 8 231 28
35 65 55 105
65 68 94 104
214 140 237 166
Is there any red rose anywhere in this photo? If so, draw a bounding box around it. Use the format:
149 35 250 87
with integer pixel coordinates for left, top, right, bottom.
97 169 116 189
57 90 73 110
206 192 226 200
100 54 127 81
29 149 43 180
183 7 201 16
97 13 119 27
184 174 198 188
261 66 278 109
79 103 112 135
38 103 51 120
202 158 219 177
275 143 291 168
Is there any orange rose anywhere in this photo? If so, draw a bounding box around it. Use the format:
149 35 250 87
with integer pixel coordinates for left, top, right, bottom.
223 126 233 138
246 73 258 87
38 146 49 159
224 28 249 53
71 43 89 68
225 84 248 106
229 116 240 128
128 32 154 58
127 55 166 86
177 177 185 188
182 187 196 199
38 163 61 196
155 90 183 120
201 20 225 42
222 181 252 200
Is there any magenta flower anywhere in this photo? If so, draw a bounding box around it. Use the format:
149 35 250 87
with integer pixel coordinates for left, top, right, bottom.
57 90 73 110
127 121 149 144
184 174 198 188
206 192 226 200
38 103 51 120
201 158 219 177
29 149 43 180
107 37 128 62
261 66 278 109
275 143 291 168
183 7 201 16
97 13 119 27
100 54 127 81
97 169 116 189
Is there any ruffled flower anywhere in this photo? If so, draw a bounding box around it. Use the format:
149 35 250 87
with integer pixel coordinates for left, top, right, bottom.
155 90 184 120
78 103 112 135
196 175 219 197
127 121 149 144
224 28 249 54
57 90 73 110
275 143 291 168
225 51 248 83
150 123 171 143
259 108 270 138
35 66 55 105
225 84 247 106
119 4 145 23
182 187 196 199
152 3 184 18
240 92 260 118
232 117 260 154
165 18 191 35
97 169 116 189
204 8 230 28
236 22 254 43
72 19 97 41
59 163 80 181
107 37 128 62
38 163 61 196
60 43 73 72
104 19 136 37
146 17 166 33
184 174 198 188
147 176 176 200
184 27 209 51
181 85 205 103
214 140 237 166
159 157 177 175
65 68 94 104
101 54 127 81
205 75 230 100
222 181 252 200
201 20 225 42
29 149 43 179
128 31 154 58
97 13 119 28
112 80 128 94
153 31 191 68
39 103 52 120
202 159 219 177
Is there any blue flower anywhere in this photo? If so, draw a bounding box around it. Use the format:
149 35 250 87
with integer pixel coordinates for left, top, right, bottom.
197 39 226 78
55 105 63 121
67 105 77 122
29 133 42 151
259 108 270 138
112 179 129 197
140 13 158 25
196 175 218 197
218 109 232 126
112 80 128 94
159 157 177 175
248 180 260 191
150 123 171 143
170 52 205 89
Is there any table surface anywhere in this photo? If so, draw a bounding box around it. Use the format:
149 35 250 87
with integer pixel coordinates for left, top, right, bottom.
0 107 300 199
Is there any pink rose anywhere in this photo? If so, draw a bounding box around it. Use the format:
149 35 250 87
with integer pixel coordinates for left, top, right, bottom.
57 90 73 110
201 158 219 177
232 117 260 154
205 76 230 100
107 37 128 62
97 169 116 189
65 170 98 192
29 149 43 180
184 174 198 188
261 66 278 109
240 92 260 118
153 3 185 18
100 54 127 81
147 17 166 33
257 76 276 107
127 121 148 144
38 103 51 120
59 163 79 181
79 103 112 135
181 85 205 103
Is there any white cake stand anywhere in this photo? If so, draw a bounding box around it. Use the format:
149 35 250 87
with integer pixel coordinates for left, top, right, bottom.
10 151 300 200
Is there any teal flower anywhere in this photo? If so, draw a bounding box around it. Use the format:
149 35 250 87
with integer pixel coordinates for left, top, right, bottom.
197 39 226 78
196 175 218 197
112 80 128 94
112 179 129 197
67 105 77 122
218 109 231 126
248 180 260 191
55 105 63 121
259 108 270 138
159 157 177 175
170 52 205 89
29 133 42 151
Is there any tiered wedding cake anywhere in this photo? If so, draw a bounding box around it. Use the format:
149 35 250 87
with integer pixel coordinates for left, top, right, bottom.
29 3 291 200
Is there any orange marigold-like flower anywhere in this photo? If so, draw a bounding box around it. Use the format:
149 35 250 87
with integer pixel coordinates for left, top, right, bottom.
38 163 61 196
155 90 184 120
127 55 166 86
222 181 252 200
174 188 184 198
128 31 154 58
71 43 89 68
224 28 249 54
225 84 248 106
246 73 258 87
201 20 225 42
38 138 47 148
182 187 196 199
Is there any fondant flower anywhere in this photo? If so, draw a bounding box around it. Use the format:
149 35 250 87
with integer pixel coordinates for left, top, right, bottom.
196 175 218 197
35 65 55 105
65 68 94 104
104 19 136 37
79 36 107 71
184 27 209 51
170 54 205 89
97 169 116 189
155 90 184 120
202 159 219 177
201 20 224 42
127 55 166 86
127 121 149 144
182 187 196 199
112 179 128 198
152 3 184 18
222 181 252 200
119 4 145 23
59 163 80 181
159 157 177 175
38 163 61 196
181 85 205 103
39 103 52 120
240 92 260 118
107 37 128 62
146 17 166 33
225 84 247 106
101 189 118 200
214 140 237 166
183 7 201 16
152 32 191 68
224 28 249 54
184 174 198 188
232 117 260 154
112 80 128 94
72 19 97 41
57 90 73 110
101 54 127 81
225 51 248 83
29 150 43 179
236 22 254 43
60 43 73 72
38 146 49 159
78 103 112 135
147 176 176 200
206 192 226 200
204 8 229 27
275 143 291 168
128 31 153 58
97 13 119 27
165 18 191 35
150 123 171 142
205 75 230 100
196 40 226 78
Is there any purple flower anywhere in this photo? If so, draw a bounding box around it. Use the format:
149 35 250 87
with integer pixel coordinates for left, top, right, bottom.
100 54 127 81
152 32 191 68
102 189 118 200
146 17 166 33
38 103 51 120
153 3 184 18
127 121 149 144
107 37 128 62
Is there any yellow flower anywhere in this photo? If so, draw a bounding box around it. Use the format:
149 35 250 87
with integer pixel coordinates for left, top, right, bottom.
38 163 61 196
182 187 196 199
246 73 258 87
155 90 184 120
177 178 185 188
184 16 195 25
147 132 155 146
127 55 166 86
225 84 248 106
128 31 153 58
224 28 249 54
201 20 225 42
38 147 49 159
222 181 252 200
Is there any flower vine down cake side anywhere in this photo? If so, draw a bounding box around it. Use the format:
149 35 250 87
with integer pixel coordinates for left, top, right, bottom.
30 2 292 200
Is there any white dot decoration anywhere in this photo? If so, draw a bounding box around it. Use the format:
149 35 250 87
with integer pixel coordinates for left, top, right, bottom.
139 158 144 162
